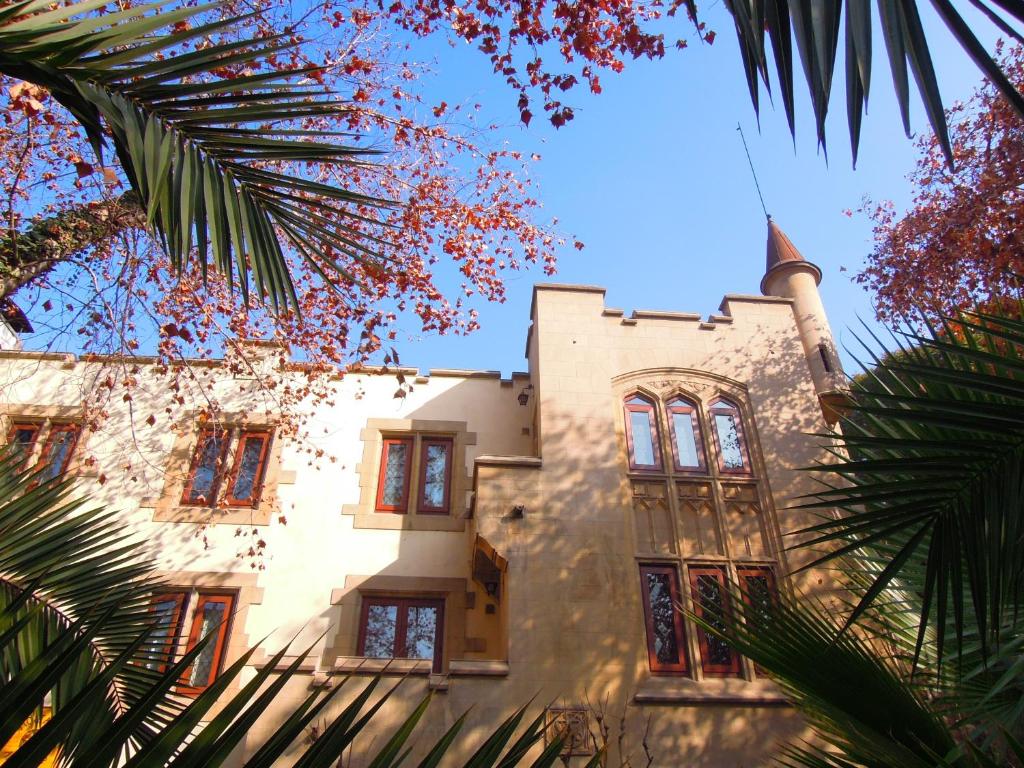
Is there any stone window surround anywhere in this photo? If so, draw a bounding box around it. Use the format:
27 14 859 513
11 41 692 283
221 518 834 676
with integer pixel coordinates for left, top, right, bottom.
326 574 469 675
0 403 96 477
153 569 264 712
613 368 790 697
143 411 294 526
342 418 475 532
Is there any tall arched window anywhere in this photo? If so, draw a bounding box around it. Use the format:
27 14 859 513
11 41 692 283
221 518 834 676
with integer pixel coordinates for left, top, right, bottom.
666 396 705 472
709 399 750 474
624 394 661 471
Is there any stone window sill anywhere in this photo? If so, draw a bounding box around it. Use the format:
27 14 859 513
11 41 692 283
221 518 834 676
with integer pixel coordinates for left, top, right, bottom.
332 657 432 675
147 504 272 526
342 510 466 532
448 659 509 677
633 676 790 706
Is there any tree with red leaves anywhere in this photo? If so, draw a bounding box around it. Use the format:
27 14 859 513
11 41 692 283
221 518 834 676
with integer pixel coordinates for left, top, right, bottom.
858 44 1024 323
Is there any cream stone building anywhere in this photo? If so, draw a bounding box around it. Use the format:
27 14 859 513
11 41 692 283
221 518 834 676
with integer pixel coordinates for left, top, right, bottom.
0 220 845 766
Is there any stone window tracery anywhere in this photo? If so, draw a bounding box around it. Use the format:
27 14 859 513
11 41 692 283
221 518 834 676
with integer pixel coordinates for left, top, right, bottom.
621 381 780 681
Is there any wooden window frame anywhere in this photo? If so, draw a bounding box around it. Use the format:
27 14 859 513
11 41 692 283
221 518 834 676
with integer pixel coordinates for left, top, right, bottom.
356 595 445 673
417 437 453 514
147 591 188 673
666 398 706 474
638 564 689 675
181 429 229 507
177 592 236 696
223 430 273 508
624 395 663 472
708 399 752 476
37 423 81 478
6 421 41 470
687 565 741 677
375 437 414 513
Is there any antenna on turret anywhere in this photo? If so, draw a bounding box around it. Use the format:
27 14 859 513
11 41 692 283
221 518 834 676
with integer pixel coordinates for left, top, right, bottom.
737 123 770 221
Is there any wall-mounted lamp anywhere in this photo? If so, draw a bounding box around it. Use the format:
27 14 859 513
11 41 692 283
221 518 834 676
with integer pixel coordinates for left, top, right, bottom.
517 384 534 406
510 504 525 519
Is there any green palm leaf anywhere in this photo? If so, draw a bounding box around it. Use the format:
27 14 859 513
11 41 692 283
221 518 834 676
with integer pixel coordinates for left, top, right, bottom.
0 0 395 314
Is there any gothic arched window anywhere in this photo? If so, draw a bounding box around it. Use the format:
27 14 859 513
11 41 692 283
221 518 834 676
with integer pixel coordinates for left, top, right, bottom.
666 396 705 472
709 398 750 474
624 394 662 471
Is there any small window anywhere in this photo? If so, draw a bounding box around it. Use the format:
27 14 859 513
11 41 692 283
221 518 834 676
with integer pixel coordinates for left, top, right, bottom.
6 422 40 470
37 424 81 481
418 438 452 513
182 428 273 508
357 596 444 672
146 590 235 695
737 566 777 625
224 431 272 507
147 592 188 672
182 429 228 506
376 438 413 512
639 564 688 674
179 592 235 695
666 398 705 472
688 565 740 677
624 395 662 471
709 400 750 474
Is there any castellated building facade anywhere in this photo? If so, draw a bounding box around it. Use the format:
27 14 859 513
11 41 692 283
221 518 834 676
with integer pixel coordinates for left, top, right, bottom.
0 221 845 766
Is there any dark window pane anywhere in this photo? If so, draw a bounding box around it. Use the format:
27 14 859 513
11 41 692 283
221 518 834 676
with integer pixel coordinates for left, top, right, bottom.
229 434 268 503
363 604 398 658
186 433 224 504
188 600 228 687
9 425 38 468
421 443 449 508
644 572 680 665
629 410 656 466
403 605 439 659
672 412 700 468
714 413 745 469
696 574 733 667
380 443 408 507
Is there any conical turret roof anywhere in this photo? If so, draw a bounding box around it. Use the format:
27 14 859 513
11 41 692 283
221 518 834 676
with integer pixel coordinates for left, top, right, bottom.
760 217 821 295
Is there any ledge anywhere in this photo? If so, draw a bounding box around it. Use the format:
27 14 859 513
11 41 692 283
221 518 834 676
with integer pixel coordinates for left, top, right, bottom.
149 504 272 526
428 369 502 379
332 657 431 675
634 677 790 707
630 310 702 322
0 350 74 362
342 510 467 532
474 455 542 469
449 659 510 677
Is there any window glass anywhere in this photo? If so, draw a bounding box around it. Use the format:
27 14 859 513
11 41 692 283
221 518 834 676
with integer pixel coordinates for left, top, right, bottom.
38 425 80 481
419 440 451 511
228 433 269 504
629 410 657 466
185 431 225 504
639 565 687 673
689 567 740 676
362 604 398 657
187 598 230 688
711 402 749 472
404 604 439 659
147 593 186 671
379 441 409 508
8 423 39 469
671 409 701 469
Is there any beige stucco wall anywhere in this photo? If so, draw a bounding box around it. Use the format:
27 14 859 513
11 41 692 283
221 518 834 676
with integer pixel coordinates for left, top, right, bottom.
0 278 840 767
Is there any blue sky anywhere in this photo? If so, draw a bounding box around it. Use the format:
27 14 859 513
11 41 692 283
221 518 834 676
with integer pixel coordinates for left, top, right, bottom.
383 3 997 377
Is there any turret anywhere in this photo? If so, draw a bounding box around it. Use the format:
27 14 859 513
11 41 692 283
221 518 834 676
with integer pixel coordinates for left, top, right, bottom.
759 218 846 422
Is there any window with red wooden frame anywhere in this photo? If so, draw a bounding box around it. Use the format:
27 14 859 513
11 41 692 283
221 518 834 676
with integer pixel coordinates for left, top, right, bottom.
357 596 445 672
37 424 81 481
737 566 778 675
375 438 413 512
182 429 228 506
709 399 751 475
417 437 453 514
666 397 706 473
146 591 188 673
224 431 272 508
178 592 235 695
638 564 688 674
623 394 662 471
6 422 40 470
687 565 741 677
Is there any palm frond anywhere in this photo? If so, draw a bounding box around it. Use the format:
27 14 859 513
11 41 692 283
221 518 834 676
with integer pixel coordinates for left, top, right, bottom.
0 0 396 313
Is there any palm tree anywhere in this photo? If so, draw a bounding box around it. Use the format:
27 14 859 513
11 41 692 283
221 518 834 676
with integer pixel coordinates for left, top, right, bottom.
0 448 599 766
696 308 1024 766
0 0 394 314
723 1 1024 165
